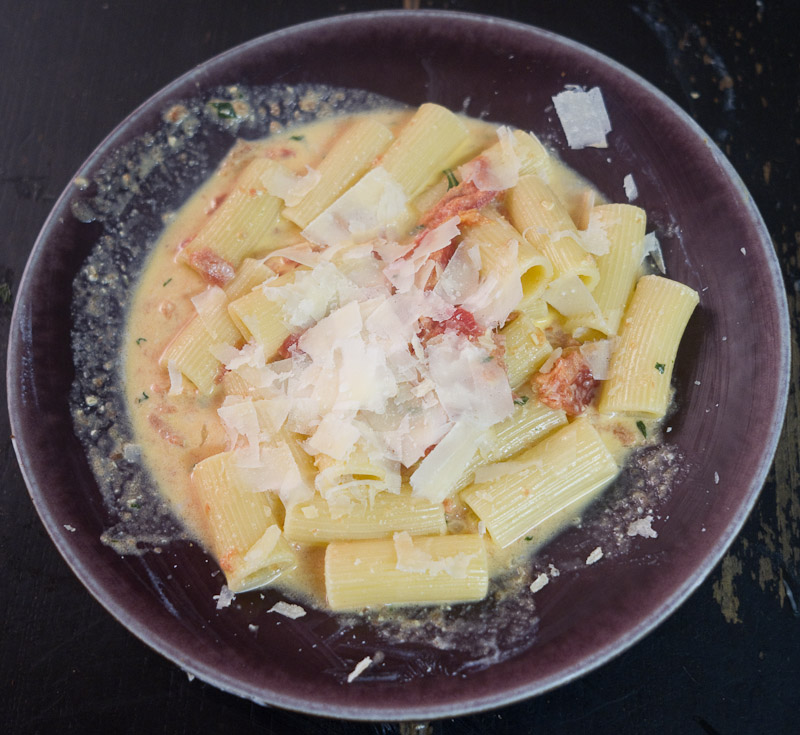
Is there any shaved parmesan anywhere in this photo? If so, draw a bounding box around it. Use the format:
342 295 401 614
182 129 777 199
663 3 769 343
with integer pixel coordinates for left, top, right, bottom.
459 125 521 191
530 573 549 593
580 339 616 380
347 656 373 683
268 601 307 619
213 585 235 610
586 546 604 565
305 413 361 460
426 333 514 425
543 273 602 319
191 285 227 316
262 163 321 207
643 231 666 274
302 166 409 246
538 347 563 374
623 173 638 201
410 420 485 502
627 515 658 538
552 87 612 149
580 210 612 256
167 359 184 396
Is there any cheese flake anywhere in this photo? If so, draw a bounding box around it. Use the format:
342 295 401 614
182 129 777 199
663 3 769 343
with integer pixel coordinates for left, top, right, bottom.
347 656 373 683
268 601 307 619
552 87 612 149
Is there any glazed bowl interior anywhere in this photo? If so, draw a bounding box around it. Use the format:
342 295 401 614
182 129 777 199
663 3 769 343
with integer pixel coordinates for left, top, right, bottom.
7 10 789 720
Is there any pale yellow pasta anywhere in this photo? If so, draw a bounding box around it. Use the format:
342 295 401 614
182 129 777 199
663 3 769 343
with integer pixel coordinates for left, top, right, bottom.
125 103 700 613
161 259 274 393
180 157 287 268
599 275 699 417
453 396 568 494
463 215 553 307
315 443 401 512
227 281 292 357
191 451 297 592
480 398 568 464
283 117 395 228
284 490 445 544
577 204 647 336
378 103 471 198
500 313 553 389
512 129 552 180
325 533 487 610
507 174 599 290
461 418 618 548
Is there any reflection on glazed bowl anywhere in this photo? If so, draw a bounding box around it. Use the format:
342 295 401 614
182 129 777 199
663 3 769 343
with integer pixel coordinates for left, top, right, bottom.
7 10 789 720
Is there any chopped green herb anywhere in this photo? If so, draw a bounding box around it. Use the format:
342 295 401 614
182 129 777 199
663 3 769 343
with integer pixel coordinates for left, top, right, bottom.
482 355 494 363
514 396 530 406
636 420 647 438
136 391 149 403
162 277 172 287
443 169 458 190
525 536 533 541
0 282 11 304
210 101 237 119
129 501 141 510
290 134 305 141
135 337 147 345
655 362 665 374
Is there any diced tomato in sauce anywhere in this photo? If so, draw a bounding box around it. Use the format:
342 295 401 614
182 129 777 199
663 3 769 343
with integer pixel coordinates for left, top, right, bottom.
417 306 484 343
277 332 304 359
421 180 499 230
186 247 235 287
148 413 185 447
533 349 598 416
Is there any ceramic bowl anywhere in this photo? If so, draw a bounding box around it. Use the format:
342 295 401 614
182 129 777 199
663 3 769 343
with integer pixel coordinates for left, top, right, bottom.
7 10 789 720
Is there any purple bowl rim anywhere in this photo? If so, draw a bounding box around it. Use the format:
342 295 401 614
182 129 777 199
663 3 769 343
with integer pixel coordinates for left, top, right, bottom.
7 9 791 720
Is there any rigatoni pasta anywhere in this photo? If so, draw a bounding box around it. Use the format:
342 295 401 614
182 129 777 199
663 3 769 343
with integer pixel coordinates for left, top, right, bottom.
124 102 698 615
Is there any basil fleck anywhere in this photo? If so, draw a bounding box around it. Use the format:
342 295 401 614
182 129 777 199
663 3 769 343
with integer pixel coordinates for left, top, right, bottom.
636 420 647 438
210 101 237 119
0 282 11 304
444 169 458 190
136 391 149 403
514 396 530 406
290 134 305 141
135 337 147 345
162 277 172 287
655 362 665 374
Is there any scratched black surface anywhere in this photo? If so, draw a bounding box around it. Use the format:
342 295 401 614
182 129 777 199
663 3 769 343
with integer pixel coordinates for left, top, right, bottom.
2 1 798 733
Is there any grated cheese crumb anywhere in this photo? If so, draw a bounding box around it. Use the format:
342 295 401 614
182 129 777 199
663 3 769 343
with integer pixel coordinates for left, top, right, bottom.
530 573 549 593
248 624 259 634
714 471 720 485
740 247 747 255
347 656 373 683
63 524 76 532
626 516 658 539
548 564 560 577
268 600 307 619
213 585 235 610
623 173 638 201
586 546 604 565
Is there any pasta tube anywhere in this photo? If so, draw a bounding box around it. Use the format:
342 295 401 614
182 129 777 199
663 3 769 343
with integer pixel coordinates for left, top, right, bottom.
325 533 488 610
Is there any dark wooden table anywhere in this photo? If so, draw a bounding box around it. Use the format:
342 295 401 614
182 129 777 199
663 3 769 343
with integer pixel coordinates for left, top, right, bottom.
2 1 798 733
